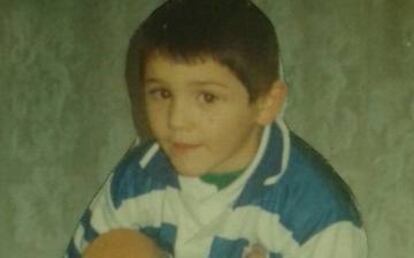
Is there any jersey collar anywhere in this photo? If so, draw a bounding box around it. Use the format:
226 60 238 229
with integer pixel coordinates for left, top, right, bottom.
233 120 290 208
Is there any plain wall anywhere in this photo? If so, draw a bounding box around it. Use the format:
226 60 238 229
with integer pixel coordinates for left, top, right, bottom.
1 0 413 257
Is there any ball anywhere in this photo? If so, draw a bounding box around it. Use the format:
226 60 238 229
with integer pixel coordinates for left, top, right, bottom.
83 229 163 258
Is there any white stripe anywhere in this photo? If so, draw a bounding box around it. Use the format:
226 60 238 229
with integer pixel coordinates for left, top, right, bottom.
297 222 368 258
250 124 271 174
262 120 290 186
90 185 166 232
277 119 290 174
214 206 300 255
139 143 159 168
73 223 86 252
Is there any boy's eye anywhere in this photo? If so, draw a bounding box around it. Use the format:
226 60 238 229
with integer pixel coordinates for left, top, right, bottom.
199 92 218 104
147 88 172 99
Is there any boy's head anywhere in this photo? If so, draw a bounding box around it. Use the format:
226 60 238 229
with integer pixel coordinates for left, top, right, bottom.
125 0 286 176
126 0 282 135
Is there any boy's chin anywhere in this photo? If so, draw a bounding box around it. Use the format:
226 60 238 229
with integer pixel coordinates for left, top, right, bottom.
171 163 208 178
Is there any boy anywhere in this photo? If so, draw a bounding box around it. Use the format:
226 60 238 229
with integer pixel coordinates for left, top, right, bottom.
65 0 367 257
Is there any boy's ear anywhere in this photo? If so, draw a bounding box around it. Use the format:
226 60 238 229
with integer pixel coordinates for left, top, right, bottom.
255 80 287 125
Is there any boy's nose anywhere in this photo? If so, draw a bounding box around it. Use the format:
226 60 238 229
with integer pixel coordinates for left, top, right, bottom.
168 98 193 131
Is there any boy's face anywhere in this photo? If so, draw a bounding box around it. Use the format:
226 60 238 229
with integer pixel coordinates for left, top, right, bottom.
143 53 268 177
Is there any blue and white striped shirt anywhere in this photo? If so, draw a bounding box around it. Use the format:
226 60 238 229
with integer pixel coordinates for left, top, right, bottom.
65 121 367 258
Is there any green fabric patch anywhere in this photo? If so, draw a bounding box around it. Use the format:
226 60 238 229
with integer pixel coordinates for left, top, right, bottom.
200 169 244 190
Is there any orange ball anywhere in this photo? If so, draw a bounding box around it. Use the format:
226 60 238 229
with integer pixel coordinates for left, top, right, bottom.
83 229 163 258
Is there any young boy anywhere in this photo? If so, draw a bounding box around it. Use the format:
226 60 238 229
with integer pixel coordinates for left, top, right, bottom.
65 0 367 257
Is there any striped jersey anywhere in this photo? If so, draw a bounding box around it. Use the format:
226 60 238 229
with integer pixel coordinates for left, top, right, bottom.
65 121 367 258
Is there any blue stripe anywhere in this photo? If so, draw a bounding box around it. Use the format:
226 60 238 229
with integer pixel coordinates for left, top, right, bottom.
80 209 99 242
111 143 179 209
144 150 180 190
208 237 249 258
208 236 282 258
65 238 81 258
140 226 159 241
269 252 283 258
141 223 177 255
234 123 283 208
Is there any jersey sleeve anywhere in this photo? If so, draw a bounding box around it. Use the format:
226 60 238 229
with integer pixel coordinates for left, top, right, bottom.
274 132 368 258
64 144 159 258
288 221 368 258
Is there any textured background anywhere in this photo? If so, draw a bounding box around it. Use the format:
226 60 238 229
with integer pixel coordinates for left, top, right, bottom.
1 0 413 257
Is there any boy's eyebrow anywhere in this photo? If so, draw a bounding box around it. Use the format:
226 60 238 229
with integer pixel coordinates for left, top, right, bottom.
188 80 229 89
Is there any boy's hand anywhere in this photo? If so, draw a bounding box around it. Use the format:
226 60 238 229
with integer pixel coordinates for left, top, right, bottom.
244 243 268 258
83 229 169 258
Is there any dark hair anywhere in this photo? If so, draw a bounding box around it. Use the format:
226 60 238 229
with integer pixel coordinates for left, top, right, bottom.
125 0 280 137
